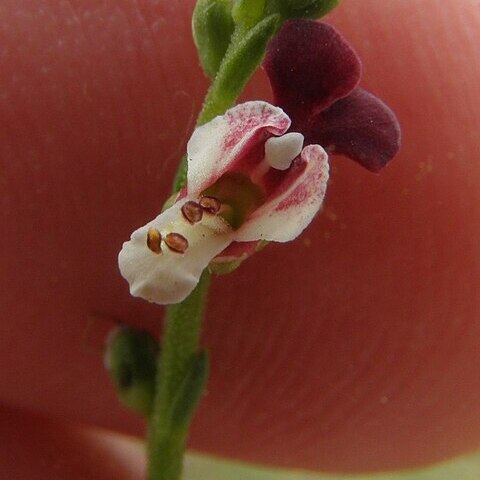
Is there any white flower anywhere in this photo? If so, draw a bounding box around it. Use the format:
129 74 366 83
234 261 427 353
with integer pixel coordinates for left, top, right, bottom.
119 101 329 304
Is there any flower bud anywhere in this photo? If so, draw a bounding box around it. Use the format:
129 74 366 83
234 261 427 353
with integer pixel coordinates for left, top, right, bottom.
232 0 266 28
104 326 158 416
193 0 235 78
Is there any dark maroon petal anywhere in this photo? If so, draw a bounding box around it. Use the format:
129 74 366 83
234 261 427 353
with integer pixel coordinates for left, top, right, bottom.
264 19 361 123
306 88 401 172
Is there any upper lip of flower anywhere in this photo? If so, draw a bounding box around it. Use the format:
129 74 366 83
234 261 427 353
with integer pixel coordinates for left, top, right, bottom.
118 101 329 305
263 19 401 173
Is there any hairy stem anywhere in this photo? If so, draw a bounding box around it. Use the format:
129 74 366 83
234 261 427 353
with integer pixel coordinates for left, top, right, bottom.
147 273 211 480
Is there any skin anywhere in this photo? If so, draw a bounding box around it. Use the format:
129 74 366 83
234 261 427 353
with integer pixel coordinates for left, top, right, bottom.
1 0 480 474
0 405 145 479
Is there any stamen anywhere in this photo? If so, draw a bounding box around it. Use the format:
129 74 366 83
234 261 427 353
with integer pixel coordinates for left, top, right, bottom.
181 201 204 224
164 233 189 253
199 196 221 214
146 228 162 254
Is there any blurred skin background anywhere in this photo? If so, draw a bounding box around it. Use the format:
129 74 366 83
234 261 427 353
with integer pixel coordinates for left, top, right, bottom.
1 0 480 477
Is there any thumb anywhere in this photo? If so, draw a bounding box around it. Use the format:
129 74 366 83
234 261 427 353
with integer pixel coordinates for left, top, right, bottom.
2 0 480 476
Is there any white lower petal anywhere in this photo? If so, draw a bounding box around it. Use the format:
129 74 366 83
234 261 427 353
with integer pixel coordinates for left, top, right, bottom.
235 145 329 243
118 199 233 305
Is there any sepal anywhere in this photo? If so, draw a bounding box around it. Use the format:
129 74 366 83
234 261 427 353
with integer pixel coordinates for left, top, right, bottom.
209 258 243 274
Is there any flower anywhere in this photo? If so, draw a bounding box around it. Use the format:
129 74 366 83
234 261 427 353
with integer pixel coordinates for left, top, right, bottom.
119 101 329 305
264 19 401 172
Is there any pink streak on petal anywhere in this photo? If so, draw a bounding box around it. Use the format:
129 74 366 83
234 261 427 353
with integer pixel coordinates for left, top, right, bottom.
235 145 329 243
214 240 260 263
223 101 290 151
275 147 328 213
187 101 291 195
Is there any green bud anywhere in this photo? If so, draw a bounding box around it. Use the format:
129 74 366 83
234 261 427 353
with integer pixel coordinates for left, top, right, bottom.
193 0 235 79
105 326 158 416
266 0 340 19
232 0 266 28
169 350 209 431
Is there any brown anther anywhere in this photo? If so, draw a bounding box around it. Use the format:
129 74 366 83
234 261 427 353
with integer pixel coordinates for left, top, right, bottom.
199 196 221 215
181 201 203 224
146 228 162 254
164 232 189 253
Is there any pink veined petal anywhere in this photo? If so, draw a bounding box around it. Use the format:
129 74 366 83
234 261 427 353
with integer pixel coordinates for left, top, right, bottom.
187 101 291 196
213 240 260 263
235 145 329 243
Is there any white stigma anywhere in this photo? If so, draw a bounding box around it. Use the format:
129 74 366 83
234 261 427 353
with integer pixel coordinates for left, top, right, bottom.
265 132 304 171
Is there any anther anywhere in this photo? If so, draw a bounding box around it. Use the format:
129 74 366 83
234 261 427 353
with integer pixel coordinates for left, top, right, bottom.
181 201 203 224
164 233 189 253
199 196 221 215
146 228 162 254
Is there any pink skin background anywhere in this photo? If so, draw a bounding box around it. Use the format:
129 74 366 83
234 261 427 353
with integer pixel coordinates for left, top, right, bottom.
1 0 480 477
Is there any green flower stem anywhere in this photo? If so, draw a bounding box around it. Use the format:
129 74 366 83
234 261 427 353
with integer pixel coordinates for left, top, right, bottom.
149 13 280 480
147 272 211 480
197 16 279 125
115 1 343 477
197 25 248 125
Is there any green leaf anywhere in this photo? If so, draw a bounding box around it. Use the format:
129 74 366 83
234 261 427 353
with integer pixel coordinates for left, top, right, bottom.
193 0 235 78
169 350 209 431
104 326 158 416
199 13 281 124
266 0 340 19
